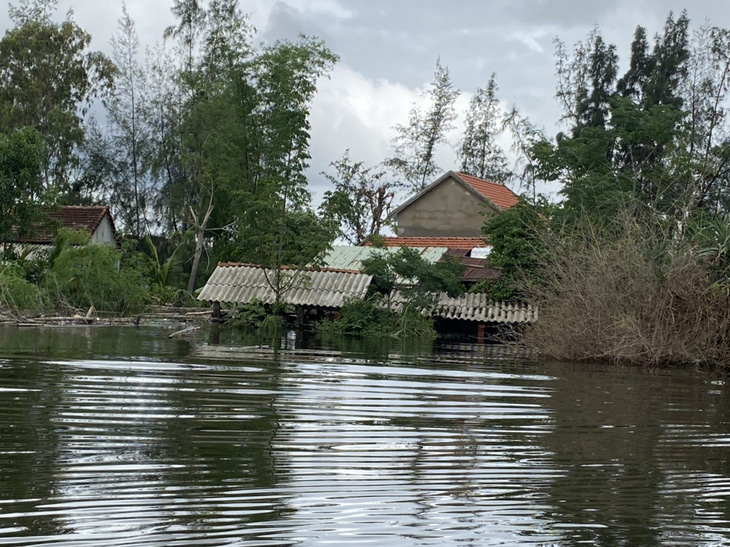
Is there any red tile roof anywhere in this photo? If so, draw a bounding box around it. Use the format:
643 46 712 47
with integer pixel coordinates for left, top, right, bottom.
456 172 519 210
15 206 113 244
366 237 488 249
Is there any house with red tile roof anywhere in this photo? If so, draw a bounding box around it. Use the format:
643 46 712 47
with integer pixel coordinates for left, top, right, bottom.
14 206 116 246
388 171 519 238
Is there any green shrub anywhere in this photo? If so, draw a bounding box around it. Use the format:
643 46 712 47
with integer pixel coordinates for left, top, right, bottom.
45 244 150 314
318 296 436 339
230 299 269 329
0 264 44 313
259 314 282 332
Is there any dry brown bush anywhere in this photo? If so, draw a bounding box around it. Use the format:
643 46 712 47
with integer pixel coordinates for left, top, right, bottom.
524 218 730 367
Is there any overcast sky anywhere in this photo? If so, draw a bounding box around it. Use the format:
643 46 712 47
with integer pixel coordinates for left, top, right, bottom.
3 0 730 202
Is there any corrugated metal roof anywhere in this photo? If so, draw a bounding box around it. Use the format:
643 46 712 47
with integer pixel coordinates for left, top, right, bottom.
391 292 537 323
198 263 372 308
323 245 448 271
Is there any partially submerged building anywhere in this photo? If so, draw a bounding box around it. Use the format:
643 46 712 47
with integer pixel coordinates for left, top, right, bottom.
197 262 372 322
196 171 534 340
389 291 537 341
325 244 500 292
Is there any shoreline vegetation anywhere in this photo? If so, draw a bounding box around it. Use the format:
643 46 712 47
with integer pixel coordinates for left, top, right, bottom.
488 206 730 369
0 306 212 328
3 3 730 369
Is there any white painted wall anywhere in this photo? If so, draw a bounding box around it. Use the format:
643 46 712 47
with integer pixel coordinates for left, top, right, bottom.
90 216 115 245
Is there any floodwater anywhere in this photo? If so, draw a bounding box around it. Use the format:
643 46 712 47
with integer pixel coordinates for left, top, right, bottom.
0 325 729 546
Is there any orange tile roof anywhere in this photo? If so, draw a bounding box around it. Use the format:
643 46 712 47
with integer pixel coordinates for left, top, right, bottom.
457 172 519 210
367 237 488 249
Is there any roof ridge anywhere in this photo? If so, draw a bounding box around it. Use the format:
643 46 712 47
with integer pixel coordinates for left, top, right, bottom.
456 171 503 185
216 262 365 274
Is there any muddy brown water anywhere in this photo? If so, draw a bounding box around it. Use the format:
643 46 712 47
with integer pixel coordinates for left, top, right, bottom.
0 325 729 545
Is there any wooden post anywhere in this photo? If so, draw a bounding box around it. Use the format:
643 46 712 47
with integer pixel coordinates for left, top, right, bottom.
212 301 221 320
477 322 486 343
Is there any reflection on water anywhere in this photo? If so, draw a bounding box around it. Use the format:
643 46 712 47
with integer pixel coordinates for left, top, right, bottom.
0 325 729 545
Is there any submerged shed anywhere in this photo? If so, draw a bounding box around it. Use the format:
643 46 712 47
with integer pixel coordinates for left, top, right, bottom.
390 292 537 341
390 292 537 324
430 294 537 323
197 263 372 309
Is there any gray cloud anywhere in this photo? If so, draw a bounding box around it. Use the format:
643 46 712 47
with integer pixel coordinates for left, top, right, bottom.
3 0 730 202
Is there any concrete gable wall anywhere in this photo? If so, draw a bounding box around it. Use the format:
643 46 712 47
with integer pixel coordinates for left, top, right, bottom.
90 216 115 245
395 176 498 237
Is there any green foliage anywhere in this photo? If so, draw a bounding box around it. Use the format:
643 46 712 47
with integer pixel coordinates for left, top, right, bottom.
544 14 696 226
363 246 465 306
229 299 268 329
318 295 436 339
0 128 44 248
482 198 550 301
319 247 464 339
227 36 338 302
688 213 730 281
322 296 393 335
0 264 44 312
104 4 152 237
237 205 335 270
259 313 284 335
387 58 460 193
42 227 92 273
139 235 190 305
459 73 511 183
152 3 339 294
0 2 115 195
45 239 149 314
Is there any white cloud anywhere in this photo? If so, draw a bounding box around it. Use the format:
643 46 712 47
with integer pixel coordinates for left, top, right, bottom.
509 29 550 54
283 0 352 19
307 64 473 204
5 0 730 210
308 64 423 169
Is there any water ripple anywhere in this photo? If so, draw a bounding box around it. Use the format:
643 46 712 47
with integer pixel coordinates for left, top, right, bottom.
0 346 729 545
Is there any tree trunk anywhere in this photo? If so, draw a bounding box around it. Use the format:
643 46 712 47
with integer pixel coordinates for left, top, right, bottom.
187 200 214 294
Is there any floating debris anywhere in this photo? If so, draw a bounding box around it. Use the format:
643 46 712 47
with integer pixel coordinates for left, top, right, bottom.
168 325 201 338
